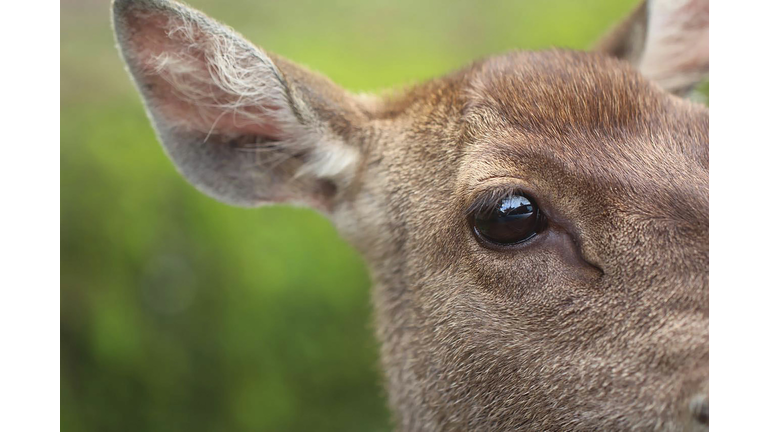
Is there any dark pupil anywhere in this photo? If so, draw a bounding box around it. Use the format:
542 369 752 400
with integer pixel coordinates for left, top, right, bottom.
474 195 541 245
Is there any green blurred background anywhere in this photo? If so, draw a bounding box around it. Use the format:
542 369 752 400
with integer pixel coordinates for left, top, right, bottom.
60 0 680 430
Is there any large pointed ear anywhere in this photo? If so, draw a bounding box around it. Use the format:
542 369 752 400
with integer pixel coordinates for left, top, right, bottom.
594 0 709 96
112 0 368 211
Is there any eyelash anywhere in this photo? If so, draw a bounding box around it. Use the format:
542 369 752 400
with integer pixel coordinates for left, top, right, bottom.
465 187 527 217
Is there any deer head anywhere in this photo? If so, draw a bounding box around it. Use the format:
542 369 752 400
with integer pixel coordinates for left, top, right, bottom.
112 0 709 430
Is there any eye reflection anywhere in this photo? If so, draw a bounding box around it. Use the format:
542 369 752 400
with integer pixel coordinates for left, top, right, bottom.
498 195 534 216
471 193 546 246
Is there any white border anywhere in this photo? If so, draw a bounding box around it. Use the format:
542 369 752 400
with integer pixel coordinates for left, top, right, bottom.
710 0 768 429
0 1 61 431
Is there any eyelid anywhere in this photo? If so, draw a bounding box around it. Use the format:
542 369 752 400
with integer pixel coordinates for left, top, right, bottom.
465 188 526 217
464 178 534 217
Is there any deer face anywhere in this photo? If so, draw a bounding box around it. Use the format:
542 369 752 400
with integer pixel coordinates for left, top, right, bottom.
113 0 708 430
344 52 708 430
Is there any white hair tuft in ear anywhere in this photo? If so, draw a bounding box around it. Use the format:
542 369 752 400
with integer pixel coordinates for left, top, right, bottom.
142 10 295 136
114 0 363 208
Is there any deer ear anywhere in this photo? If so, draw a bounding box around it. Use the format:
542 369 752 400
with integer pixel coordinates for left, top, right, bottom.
595 0 709 96
112 0 365 210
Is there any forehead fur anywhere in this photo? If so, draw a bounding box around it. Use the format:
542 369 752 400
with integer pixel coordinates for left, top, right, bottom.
462 50 708 145
465 50 663 136
458 50 708 194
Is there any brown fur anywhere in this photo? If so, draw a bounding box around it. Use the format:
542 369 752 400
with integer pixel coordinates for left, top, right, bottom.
113 0 709 430
331 51 708 431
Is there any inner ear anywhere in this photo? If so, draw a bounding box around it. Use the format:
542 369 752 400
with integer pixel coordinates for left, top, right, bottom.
113 0 365 210
118 4 293 140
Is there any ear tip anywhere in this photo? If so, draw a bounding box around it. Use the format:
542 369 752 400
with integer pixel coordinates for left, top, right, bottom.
112 0 175 21
111 0 181 39
112 0 171 9
111 0 182 71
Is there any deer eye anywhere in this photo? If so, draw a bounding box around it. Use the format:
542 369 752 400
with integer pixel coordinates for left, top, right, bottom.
470 194 547 246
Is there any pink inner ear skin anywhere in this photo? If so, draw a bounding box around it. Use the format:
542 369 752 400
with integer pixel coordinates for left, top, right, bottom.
123 8 287 141
202 106 286 140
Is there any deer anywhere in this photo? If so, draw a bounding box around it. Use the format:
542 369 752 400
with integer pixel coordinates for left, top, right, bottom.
112 0 709 430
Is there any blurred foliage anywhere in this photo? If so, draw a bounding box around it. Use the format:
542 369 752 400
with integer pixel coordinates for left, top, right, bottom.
60 0 709 431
